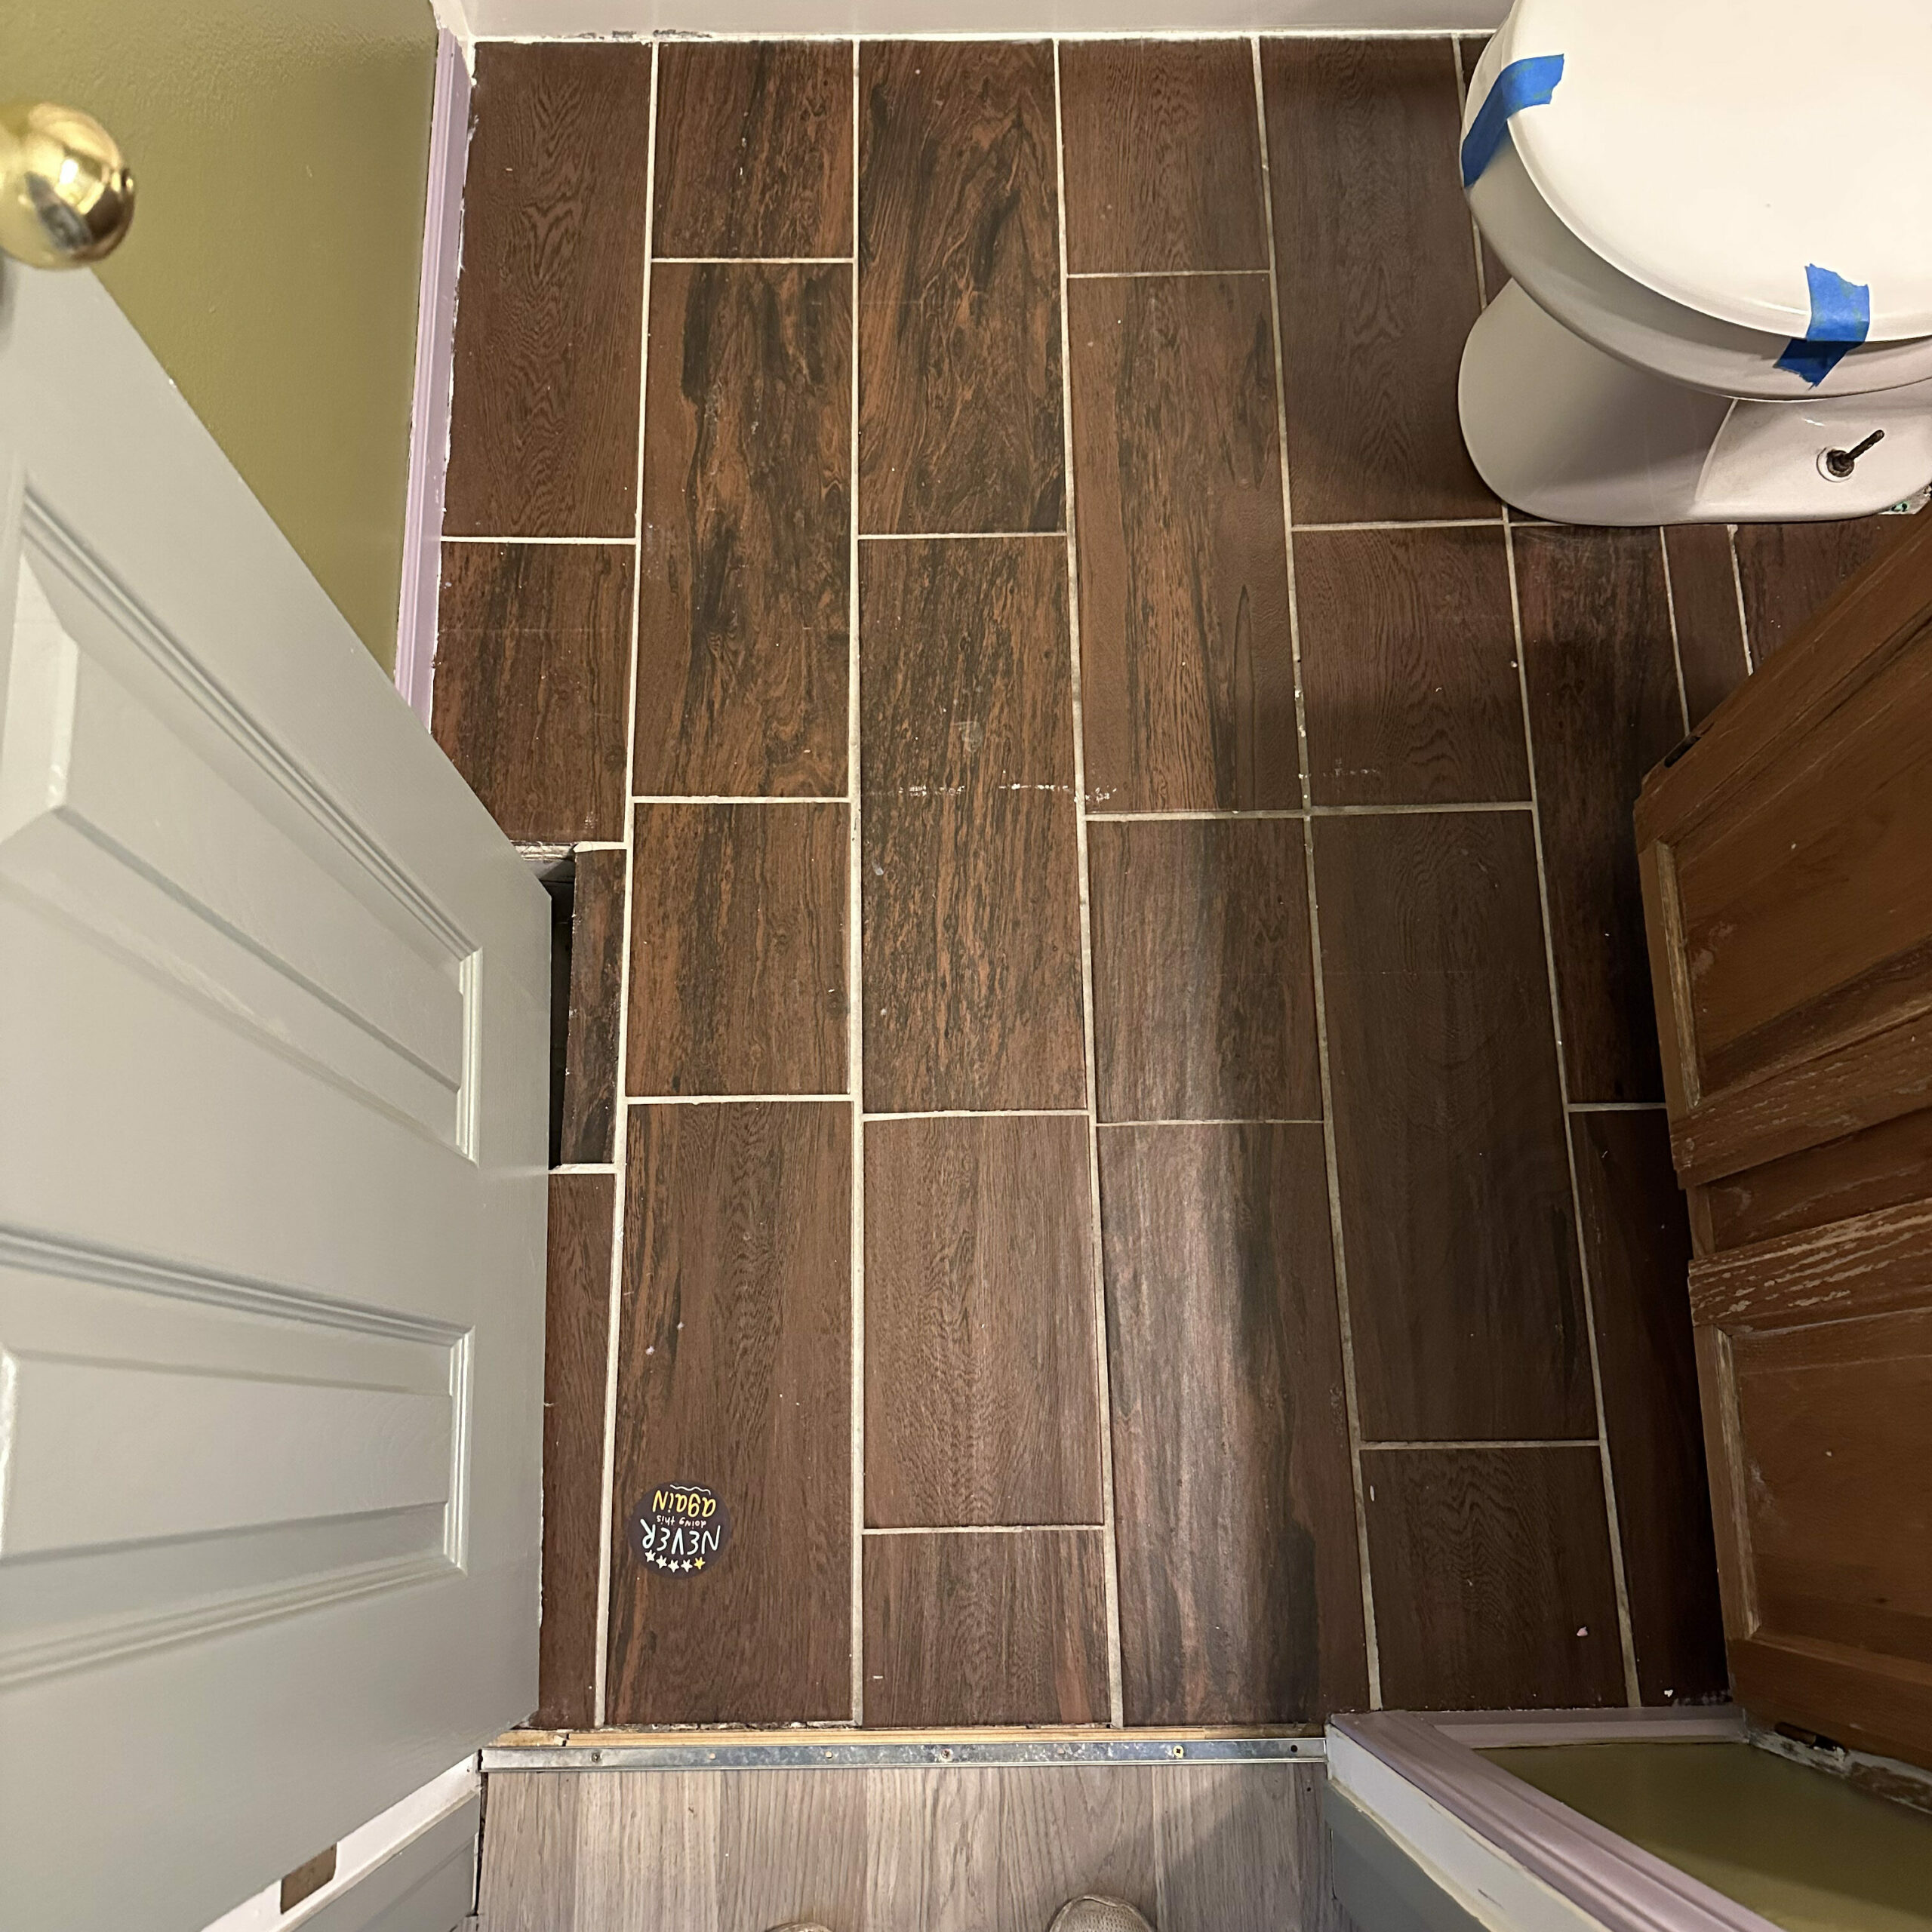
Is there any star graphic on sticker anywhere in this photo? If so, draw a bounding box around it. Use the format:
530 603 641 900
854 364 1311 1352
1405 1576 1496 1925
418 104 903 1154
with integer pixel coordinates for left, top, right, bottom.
694 1558 705 1569
680 1560 694 1573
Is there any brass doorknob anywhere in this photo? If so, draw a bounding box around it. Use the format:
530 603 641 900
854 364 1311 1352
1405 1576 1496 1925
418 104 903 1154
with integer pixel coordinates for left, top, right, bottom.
0 100 134 269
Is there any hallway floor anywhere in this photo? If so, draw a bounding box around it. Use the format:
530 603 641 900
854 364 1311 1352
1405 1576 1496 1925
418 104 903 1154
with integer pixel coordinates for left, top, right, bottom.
432 34 1905 1733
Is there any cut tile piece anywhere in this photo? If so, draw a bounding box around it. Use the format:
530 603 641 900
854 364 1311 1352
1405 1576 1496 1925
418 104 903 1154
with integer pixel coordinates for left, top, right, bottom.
1571 1109 1728 1706
862 1531 1109 1726
865 1116 1101 1527
605 1103 851 1724
1263 38 1490 523
1663 525 1750 728
1155 1764 1331 1932
859 538 1084 1112
1733 518 1901 664
535 1172 614 1729
652 40 854 260
1058 40 1267 273
858 42 1064 535
626 803 847 1096
1088 818 1319 1124
1296 525 1528 806
1362 1445 1626 1710
1070 274 1299 814
445 44 651 537
635 263 851 797
1315 811 1595 1441
432 542 632 844
1102 1123 1366 1724
559 848 624 1165
1516 525 1684 1105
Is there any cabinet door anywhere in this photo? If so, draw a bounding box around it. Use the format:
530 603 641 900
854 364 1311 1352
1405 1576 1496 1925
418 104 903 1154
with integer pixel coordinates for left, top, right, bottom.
1637 508 1932 1770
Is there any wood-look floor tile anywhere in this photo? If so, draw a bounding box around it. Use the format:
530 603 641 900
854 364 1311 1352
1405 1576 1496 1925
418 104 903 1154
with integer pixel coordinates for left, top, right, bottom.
1070 274 1298 814
1102 1123 1366 1724
859 538 1085 1112
1362 1445 1626 1710
1733 518 1903 664
1263 38 1489 523
635 263 851 797
1314 812 1595 1441
858 42 1064 534
1296 525 1527 806
1155 1764 1334 1932
558 848 624 1165
626 804 847 1096
1516 526 1683 1105
1058 40 1267 273
536 1173 614 1729
653 40 854 260
1663 526 1750 728
432 542 632 844
1088 819 1319 1124
1571 1110 1728 1706
605 1103 851 1724
862 1531 1109 1726
865 1116 1101 1527
445 44 651 537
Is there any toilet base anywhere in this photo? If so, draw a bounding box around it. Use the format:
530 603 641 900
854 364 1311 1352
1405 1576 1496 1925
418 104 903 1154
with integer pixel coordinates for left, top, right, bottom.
1459 281 1932 525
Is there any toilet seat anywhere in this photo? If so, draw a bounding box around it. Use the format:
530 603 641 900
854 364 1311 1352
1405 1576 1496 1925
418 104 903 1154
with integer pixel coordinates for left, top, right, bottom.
1466 0 1932 343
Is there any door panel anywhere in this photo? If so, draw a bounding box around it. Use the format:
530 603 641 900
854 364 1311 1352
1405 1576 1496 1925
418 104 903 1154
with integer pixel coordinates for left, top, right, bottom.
0 263 546 1928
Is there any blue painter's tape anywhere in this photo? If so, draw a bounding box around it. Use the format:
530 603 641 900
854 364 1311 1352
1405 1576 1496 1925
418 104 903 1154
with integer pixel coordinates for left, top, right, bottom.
1460 54 1566 189
1776 263 1871 386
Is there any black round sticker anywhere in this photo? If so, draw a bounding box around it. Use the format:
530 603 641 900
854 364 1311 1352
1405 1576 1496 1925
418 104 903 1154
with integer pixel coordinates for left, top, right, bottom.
626 1481 731 1576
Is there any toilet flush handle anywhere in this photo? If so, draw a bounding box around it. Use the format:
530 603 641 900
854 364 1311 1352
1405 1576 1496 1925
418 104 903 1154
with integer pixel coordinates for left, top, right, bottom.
1822 429 1886 479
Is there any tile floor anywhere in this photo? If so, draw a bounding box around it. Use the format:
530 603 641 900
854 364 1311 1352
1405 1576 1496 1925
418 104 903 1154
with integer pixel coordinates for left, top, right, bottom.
430 35 1909 1732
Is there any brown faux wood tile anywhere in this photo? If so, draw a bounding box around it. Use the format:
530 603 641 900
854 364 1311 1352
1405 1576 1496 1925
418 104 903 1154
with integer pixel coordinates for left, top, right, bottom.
1088 818 1320 1124
432 542 632 844
626 804 847 1096
1733 518 1903 664
858 42 1064 535
1263 38 1490 523
1296 525 1528 806
606 1103 851 1724
1058 41 1267 273
652 41 854 260
1664 525 1750 728
1363 1446 1626 1710
1315 812 1595 1441
558 848 624 1165
1517 526 1684 1105
1571 1109 1728 1706
865 1116 1101 1527
445 44 651 537
859 538 1085 1112
1070 274 1298 814
863 1531 1109 1726
635 263 851 797
1102 1123 1367 1724
536 1172 613 1728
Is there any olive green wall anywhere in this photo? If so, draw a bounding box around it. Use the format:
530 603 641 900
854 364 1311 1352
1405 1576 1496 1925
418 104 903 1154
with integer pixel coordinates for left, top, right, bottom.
1 0 438 669
1488 1743 1932 1932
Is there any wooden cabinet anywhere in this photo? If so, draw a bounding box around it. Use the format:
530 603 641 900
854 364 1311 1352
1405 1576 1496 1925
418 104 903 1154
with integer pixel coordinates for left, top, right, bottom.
1637 509 1932 1773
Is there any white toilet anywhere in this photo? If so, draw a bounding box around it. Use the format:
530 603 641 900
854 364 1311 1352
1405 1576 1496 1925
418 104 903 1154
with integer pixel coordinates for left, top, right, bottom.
1457 0 1932 525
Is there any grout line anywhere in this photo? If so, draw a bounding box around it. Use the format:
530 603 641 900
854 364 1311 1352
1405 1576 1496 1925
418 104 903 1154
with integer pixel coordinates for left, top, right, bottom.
626 1092 851 1106
592 42 660 1732
1054 39 1128 1731
1567 1101 1668 1114
1500 503 1644 1709
631 792 842 805
857 528 1067 541
440 532 633 546
568 839 627 851
1656 528 1694 738
1727 523 1756 673
655 254 854 265
1361 1438 1604 1453
1098 1116 1327 1130
863 1523 1108 1537
847 33 867 1730
1253 32 1382 1712
1088 801 1533 821
1294 517 1503 533
551 1162 619 1176
1065 266 1272 280
864 1108 1090 1121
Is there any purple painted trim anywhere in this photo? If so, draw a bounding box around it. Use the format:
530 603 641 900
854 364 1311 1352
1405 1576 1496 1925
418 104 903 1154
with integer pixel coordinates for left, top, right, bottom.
394 27 471 727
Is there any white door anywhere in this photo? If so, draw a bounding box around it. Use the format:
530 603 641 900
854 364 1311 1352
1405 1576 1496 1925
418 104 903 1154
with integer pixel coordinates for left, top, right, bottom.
0 262 548 1930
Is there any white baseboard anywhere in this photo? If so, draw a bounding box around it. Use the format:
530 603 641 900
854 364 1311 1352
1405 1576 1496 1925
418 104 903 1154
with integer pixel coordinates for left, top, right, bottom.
394 28 472 727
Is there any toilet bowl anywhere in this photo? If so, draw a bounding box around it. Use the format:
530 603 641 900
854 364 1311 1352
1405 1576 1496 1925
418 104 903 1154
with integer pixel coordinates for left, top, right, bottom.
1457 0 1932 524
